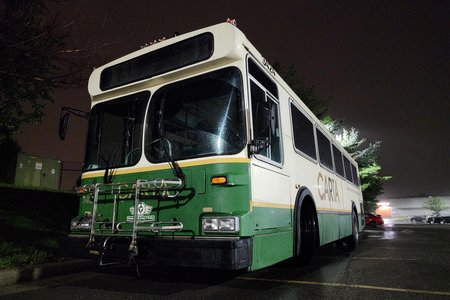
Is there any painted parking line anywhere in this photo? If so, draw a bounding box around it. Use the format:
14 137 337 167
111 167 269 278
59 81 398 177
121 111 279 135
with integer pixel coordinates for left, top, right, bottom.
351 257 420 261
236 276 450 297
314 256 420 261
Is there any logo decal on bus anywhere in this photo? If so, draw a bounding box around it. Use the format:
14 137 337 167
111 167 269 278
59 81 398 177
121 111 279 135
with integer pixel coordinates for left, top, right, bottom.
127 202 155 221
317 172 340 202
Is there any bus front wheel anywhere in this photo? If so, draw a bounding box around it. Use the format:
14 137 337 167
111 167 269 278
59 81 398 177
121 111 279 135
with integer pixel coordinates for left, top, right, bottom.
294 200 317 266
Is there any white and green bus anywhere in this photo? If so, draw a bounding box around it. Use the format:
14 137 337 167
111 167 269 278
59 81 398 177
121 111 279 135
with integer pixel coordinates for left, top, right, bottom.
65 22 364 271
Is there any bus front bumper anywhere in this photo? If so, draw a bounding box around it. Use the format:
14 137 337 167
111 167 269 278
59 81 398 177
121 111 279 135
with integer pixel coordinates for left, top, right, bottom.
59 235 252 270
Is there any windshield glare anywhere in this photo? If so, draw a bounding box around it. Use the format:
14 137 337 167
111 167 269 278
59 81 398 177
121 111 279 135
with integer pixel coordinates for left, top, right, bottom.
145 67 245 162
83 91 149 171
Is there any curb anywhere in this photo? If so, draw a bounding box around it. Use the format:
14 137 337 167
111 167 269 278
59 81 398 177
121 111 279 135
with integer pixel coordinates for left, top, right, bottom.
0 259 98 287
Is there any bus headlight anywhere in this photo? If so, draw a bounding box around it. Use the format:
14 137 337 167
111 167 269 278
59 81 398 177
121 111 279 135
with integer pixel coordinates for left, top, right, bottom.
202 216 239 233
203 218 218 231
70 215 92 231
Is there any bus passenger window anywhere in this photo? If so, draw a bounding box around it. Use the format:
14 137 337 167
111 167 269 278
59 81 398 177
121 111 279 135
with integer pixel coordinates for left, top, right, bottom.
332 145 345 177
291 103 316 160
351 164 360 186
316 129 333 170
343 156 352 182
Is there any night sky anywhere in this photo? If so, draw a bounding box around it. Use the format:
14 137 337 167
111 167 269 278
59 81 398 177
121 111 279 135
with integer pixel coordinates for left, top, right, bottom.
17 1 450 198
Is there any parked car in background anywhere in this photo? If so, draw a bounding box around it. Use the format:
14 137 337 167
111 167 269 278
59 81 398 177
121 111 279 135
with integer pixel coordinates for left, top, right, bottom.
426 216 450 224
410 215 426 223
365 213 384 227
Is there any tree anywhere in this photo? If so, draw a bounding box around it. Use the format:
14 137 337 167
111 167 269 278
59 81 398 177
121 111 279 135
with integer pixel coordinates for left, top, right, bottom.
423 196 448 216
0 136 21 183
0 0 86 143
336 128 391 212
272 62 330 120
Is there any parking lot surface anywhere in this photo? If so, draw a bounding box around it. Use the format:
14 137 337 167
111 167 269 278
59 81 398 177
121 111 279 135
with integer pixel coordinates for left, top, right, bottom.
1 224 449 299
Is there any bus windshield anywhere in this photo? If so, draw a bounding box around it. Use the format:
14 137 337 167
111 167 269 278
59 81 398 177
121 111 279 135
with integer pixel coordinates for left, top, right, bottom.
83 91 149 171
145 67 245 162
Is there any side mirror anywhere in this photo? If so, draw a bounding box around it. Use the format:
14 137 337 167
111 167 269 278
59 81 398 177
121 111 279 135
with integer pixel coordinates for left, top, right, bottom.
58 107 89 141
248 137 269 156
58 112 70 140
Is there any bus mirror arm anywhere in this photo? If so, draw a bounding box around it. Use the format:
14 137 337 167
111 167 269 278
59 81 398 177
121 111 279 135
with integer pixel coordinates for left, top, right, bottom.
248 137 269 156
58 107 90 140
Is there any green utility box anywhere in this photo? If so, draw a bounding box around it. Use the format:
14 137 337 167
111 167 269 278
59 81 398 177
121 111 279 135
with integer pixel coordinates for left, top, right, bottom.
14 153 61 190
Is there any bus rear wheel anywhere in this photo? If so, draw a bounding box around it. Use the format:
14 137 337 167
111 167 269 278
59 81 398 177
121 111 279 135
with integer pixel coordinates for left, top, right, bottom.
346 211 359 251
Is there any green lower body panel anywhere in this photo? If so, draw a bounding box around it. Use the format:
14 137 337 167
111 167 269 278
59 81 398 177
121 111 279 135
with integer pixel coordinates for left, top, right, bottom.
318 212 352 245
339 214 353 238
251 230 293 270
253 206 291 230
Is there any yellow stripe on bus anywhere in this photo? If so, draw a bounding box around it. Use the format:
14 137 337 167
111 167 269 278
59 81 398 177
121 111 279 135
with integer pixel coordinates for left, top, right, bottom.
250 201 351 214
81 157 250 179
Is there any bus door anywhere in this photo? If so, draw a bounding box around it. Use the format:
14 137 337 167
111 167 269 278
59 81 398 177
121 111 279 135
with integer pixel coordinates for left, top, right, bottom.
248 66 290 231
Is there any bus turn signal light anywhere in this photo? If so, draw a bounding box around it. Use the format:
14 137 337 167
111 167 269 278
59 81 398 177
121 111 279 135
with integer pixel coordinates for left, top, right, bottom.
211 176 227 185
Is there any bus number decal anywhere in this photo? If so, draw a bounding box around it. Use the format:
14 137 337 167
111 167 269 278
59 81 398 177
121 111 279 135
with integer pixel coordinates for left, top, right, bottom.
262 58 276 77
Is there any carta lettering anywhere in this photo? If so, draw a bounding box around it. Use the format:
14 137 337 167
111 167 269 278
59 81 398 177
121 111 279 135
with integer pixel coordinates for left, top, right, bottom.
317 172 340 202
118 184 150 199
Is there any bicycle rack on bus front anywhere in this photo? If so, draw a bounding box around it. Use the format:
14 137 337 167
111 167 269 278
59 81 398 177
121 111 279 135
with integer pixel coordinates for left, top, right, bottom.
79 178 185 268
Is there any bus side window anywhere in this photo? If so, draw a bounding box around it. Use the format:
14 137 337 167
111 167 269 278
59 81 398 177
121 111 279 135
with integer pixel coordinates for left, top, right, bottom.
332 144 345 177
250 81 282 163
343 156 352 182
351 164 360 186
248 58 281 164
316 129 333 170
291 103 317 160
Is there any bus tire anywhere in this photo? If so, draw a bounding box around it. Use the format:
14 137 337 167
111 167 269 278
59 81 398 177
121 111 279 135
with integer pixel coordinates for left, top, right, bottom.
346 211 359 251
294 199 317 266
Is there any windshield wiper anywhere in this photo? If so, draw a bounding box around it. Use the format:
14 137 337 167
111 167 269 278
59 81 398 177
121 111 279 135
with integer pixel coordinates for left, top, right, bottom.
162 138 185 180
155 96 185 181
149 138 184 180
103 117 135 184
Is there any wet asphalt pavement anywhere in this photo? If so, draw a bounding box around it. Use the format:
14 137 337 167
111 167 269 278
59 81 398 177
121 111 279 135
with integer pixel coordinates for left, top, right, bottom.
1 223 450 299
